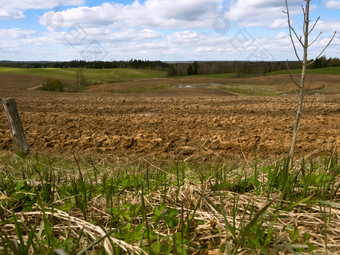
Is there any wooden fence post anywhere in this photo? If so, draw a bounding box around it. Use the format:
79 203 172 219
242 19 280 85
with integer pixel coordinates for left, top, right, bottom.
2 98 29 154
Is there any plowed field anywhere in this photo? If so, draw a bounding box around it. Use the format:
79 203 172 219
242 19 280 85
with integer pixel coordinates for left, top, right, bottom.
1 73 339 160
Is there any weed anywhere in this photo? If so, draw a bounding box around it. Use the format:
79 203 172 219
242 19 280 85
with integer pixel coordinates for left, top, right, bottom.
41 79 65 92
0 153 339 254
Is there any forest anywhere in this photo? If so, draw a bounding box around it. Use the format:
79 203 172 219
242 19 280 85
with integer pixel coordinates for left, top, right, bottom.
1 56 340 77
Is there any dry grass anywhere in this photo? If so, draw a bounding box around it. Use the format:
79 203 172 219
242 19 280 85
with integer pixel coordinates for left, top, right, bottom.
1 153 339 254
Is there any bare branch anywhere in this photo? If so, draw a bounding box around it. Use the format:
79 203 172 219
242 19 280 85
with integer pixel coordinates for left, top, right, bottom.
308 32 322 47
288 0 311 163
285 0 302 62
286 60 302 89
286 0 335 165
291 26 304 46
308 31 337 66
308 16 320 35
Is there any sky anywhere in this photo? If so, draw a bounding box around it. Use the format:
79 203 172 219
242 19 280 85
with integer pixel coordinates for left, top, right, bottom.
0 0 339 62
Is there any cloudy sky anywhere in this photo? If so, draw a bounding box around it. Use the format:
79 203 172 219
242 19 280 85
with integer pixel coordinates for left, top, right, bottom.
0 0 339 61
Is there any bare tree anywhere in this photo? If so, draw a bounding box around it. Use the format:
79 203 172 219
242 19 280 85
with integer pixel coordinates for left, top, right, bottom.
284 0 336 164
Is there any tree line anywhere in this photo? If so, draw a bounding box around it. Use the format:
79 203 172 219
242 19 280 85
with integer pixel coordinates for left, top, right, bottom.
167 56 340 77
0 59 168 71
1 56 339 77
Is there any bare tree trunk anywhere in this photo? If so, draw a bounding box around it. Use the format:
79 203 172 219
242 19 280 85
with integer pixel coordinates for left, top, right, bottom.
285 0 335 164
288 0 310 161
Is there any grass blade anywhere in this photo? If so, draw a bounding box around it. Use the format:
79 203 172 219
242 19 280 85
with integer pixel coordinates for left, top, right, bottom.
76 229 116 255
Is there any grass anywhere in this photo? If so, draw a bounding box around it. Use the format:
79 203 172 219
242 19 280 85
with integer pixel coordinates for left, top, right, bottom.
81 68 167 84
111 84 172 94
215 84 278 96
0 67 167 84
195 73 237 78
0 152 339 254
267 66 340 76
0 67 79 80
184 66 340 79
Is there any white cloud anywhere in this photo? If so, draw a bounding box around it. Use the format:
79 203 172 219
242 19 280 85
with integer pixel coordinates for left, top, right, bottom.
39 0 223 30
65 27 163 44
167 31 200 44
327 0 340 9
0 0 84 20
1 1 339 61
0 8 24 19
0 29 36 55
1 26 338 61
0 28 36 39
226 0 303 28
316 20 340 33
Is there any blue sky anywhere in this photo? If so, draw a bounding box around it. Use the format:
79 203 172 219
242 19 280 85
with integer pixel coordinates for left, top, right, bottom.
0 0 339 61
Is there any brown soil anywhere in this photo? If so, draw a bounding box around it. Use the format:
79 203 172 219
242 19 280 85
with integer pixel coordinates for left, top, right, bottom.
0 73 74 91
1 74 339 161
86 74 340 94
0 73 47 90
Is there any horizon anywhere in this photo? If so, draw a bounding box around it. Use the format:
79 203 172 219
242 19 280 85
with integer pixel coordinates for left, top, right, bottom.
0 0 339 62
0 59 317 64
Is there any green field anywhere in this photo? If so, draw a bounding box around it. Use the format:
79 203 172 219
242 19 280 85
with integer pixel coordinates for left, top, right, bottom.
195 66 340 78
1 66 339 95
183 66 340 79
195 73 237 78
267 66 340 76
1 66 340 84
0 67 167 84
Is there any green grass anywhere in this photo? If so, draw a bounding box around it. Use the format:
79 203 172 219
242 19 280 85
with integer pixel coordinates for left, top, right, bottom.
195 73 237 78
0 67 80 80
267 66 340 76
187 66 340 78
0 152 339 254
215 85 278 96
0 67 167 84
82 68 167 84
111 84 172 94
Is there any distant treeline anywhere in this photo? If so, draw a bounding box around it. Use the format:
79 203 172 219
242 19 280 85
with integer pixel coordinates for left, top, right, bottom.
168 61 291 77
168 56 340 77
0 59 168 70
1 56 339 77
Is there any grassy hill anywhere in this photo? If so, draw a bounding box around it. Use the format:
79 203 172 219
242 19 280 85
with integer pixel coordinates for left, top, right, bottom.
195 73 237 78
1 66 339 95
0 67 167 84
267 66 340 76
182 66 340 79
